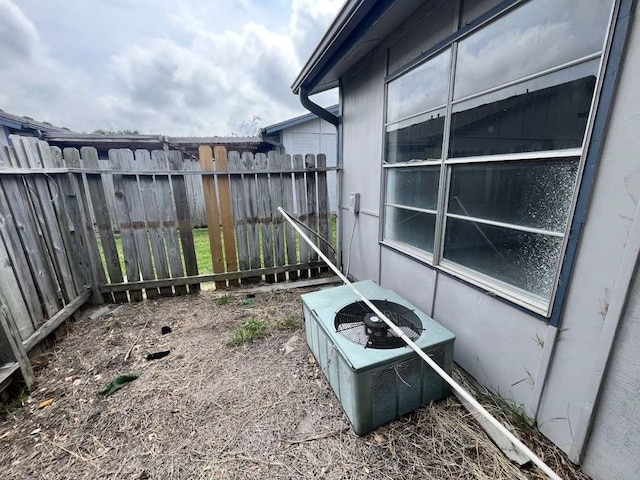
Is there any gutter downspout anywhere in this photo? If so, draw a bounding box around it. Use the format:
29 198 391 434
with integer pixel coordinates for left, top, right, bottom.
299 86 339 127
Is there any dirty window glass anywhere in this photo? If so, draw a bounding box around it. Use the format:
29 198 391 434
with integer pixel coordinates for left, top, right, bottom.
454 0 613 99
449 63 597 157
387 49 451 123
448 158 579 232
387 166 440 211
386 109 446 163
443 218 563 301
385 207 436 254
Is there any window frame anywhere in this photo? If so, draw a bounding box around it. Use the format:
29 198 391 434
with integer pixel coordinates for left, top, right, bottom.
379 0 619 316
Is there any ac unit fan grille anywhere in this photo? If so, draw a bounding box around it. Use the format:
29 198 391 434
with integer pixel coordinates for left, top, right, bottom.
334 300 423 349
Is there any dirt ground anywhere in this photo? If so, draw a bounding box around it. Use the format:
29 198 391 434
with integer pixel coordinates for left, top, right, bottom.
0 283 590 479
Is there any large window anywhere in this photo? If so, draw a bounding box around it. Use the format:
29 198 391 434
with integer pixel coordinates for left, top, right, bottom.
382 0 615 313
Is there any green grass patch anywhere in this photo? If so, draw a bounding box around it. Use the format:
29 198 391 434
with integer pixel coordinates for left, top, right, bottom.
215 294 231 306
228 318 269 345
96 215 337 282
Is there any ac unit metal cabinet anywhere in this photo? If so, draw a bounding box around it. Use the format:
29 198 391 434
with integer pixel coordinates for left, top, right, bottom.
301 280 455 435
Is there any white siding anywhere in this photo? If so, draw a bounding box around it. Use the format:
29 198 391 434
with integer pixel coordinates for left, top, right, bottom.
583 266 640 479
280 117 338 213
341 54 386 283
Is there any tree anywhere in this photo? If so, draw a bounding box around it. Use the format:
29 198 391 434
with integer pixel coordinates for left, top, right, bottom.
92 129 141 135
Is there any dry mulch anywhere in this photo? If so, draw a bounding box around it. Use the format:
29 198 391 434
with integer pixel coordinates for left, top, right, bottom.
0 283 590 479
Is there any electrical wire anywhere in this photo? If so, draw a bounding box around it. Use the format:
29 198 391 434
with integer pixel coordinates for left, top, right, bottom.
345 214 358 279
278 206 562 480
280 208 336 255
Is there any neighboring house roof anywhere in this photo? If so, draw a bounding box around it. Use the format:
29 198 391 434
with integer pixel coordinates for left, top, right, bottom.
0 109 71 134
43 133 268 155
261 105 339 135
292 0 424 95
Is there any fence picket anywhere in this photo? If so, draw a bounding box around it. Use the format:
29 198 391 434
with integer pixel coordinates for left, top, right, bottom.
0 147 44 326
59 147 106 305
242 152 261 283
13 136 78 302
305 154 320 277
110 149 143 301
316 153 332 273
0 228 34 340
199 146 226 289
135 150 173 297
279 154 298 281
214 146 239 286
151 150 187 296
293 154 309 279
80 147 127 303
267 151 286 282
3 143 60 317
168 151 200 293
255 153 275 283
228 151 249 274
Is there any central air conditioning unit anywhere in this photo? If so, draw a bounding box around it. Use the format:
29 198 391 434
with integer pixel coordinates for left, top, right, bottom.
301 280 455 435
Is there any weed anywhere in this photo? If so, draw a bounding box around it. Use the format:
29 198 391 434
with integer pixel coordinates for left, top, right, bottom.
0 386 29 416
228 318 268 345
278 316 301 330
215 295 231 306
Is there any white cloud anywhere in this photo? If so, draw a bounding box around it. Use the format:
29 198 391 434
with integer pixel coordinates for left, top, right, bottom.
0 0 341 135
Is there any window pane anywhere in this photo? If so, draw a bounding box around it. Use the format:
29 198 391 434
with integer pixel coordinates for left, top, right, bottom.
443 218 563 300
387 49 451 122
448 158 579 232
384 206 436 253
387 166 440 210
386 110 446 163
449 63 597 157
454 0 613 99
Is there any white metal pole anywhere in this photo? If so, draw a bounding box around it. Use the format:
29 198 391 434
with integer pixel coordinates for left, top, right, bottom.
279 207 562 480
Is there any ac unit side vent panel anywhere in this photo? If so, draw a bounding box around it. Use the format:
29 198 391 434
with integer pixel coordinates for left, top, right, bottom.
301 280 455 435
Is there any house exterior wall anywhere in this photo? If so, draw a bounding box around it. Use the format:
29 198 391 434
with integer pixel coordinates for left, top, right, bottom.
340 56 386 281
336 0 638 471
280 117 338 213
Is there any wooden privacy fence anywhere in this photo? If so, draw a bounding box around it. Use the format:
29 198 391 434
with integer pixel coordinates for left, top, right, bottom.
95 146 334 297
0 135 336 388
0 136 98 390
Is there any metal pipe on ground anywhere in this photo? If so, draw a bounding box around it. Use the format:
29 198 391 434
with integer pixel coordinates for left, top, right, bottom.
278 206 562 480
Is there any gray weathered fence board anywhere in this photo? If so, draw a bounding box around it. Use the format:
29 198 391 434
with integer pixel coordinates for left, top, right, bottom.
242 152 261 278
12 136 77 302
185 159 206 227
0 148 44 327
168 150 200 293
228 151 249 272
110 149 143 301
293 154 309 279
81 147 126 303
305 154 320 277
280 154 298 280
1 146 60 317
0 300 34 388
0 231 34 340
122 150 157 298
151 150 187 296
267 151 286 282
255 153 275 283
316 153 332 271
60 148 106 305
136 150 173 297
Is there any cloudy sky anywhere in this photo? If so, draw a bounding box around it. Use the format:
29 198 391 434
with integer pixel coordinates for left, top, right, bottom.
0 0 342 135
